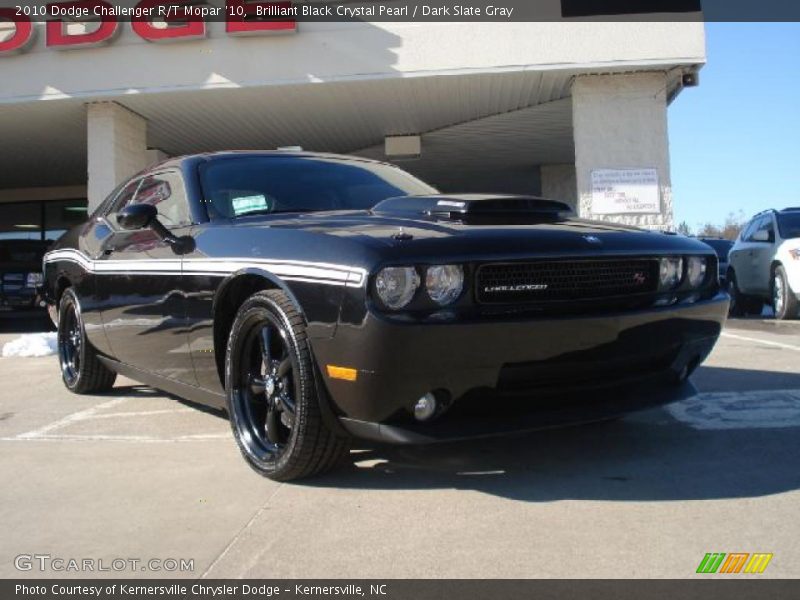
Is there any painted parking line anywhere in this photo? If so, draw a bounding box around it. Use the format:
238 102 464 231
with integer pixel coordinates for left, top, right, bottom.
1 395 226 443
721 332 800 352
84 408 197 420
667 389 800 430
0 433 229 443
15 397 129 439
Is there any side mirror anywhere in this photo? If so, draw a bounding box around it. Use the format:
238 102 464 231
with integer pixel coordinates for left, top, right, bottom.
751 229 770 243
117 204 157 231
116 203 195 255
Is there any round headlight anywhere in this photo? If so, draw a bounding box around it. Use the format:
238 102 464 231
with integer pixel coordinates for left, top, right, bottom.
375 267 420 310
425 265 464 306
659 257 683 290
687 257 707 288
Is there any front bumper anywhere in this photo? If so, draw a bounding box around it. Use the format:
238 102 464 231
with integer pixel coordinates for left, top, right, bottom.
313 293 729 443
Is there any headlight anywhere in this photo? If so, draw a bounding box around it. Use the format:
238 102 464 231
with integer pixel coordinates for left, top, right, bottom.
686 257 707 288
659 257 683 290
26 272 43 289
789 248 800 261
425 265 464 306
375 267 419 309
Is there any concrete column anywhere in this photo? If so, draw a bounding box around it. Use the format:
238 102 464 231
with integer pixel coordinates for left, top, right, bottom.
86 102 149 212
572 73 673 230
541 164 577 209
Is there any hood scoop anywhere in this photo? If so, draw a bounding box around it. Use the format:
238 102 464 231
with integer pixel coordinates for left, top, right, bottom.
372 194 572 224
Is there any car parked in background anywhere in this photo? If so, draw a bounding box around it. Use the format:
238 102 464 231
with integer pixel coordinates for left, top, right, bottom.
728 208 800 320
0 240 48 311
698 238 734 288
43 151 728 481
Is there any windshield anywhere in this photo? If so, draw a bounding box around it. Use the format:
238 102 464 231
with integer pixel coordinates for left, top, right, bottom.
777 212 800 240
200 156 437 219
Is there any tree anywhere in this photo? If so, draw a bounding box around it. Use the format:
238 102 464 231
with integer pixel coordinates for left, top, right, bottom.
696 211 747 241
676 221 692 236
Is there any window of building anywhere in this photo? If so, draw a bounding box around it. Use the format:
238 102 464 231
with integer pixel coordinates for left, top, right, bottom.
0 199 88 242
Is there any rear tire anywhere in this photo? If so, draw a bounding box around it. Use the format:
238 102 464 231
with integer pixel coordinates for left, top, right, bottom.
728 270 762 317
225 290 350 481
57 289 117 394
773 265 798 320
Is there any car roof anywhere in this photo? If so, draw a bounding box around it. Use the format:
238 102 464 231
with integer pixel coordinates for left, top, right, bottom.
750 206 800 220
144 150 392 174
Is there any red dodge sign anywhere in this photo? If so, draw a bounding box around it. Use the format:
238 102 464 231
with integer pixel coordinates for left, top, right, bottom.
0 0 296 54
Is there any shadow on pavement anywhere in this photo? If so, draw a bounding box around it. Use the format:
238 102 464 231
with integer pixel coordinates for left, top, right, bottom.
107 385 227 417
693 365 800 392
302 366 800 503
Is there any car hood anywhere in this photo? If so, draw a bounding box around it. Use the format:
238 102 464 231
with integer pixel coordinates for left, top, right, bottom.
231 195 714 261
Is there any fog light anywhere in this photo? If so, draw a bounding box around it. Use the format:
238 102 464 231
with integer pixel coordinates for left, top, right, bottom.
414 393 437 421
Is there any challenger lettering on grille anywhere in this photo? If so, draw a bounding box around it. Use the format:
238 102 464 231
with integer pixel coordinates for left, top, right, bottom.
484 283 549 293
476 259 659 304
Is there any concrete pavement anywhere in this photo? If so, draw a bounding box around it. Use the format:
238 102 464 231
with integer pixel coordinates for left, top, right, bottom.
0 316 798 579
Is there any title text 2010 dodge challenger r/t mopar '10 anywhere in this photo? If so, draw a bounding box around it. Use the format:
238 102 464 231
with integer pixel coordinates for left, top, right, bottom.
43 152 728 480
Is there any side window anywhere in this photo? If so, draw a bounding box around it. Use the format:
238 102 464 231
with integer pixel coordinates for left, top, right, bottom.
105 179 142 227
744 216 776 243
741 218 759 242
760 215 776 243
135 171 192 230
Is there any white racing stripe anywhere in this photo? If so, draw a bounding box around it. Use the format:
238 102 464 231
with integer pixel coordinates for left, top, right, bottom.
667 389 800 430
44 249 367 288
721 331 800 352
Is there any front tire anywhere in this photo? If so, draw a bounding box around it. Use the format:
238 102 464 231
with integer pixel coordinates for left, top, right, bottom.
728 270 762 317
225 290 350 481
57 289 117 394
773 265 798 320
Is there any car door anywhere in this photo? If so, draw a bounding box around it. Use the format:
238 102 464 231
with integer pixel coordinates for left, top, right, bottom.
750 214 777 295
729 217 760 293
96 170 198 385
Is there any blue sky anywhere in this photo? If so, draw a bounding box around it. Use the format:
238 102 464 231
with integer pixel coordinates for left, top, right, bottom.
669 23 800 230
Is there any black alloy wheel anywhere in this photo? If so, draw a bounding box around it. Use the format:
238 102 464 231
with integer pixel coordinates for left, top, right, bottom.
59 300 82 386
57 288 117 394
226 290 350 481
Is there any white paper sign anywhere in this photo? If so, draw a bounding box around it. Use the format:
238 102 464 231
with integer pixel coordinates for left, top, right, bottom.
590 168 660 215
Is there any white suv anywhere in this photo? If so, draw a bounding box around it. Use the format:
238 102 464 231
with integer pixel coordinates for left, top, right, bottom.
728 208 800 320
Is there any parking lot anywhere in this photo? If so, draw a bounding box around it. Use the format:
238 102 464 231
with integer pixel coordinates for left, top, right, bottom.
0 313 798 579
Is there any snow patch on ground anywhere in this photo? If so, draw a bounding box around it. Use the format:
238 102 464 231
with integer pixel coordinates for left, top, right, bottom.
2 333 58 358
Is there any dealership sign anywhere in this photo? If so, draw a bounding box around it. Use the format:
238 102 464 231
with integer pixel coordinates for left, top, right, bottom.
590 168 661 215
0 0 296 54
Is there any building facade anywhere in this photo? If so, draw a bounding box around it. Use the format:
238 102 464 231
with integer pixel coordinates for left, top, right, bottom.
0 10 706 241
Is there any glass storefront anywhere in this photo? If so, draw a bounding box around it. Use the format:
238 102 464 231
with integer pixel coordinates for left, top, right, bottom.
0 199 88 242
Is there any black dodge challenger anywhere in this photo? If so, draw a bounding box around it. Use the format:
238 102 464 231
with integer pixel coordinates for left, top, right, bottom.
43 151 728 480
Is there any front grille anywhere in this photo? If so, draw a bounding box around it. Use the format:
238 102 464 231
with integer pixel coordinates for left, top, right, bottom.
476 259 659 305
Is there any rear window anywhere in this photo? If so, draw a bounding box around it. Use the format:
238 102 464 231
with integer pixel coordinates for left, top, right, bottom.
777 213 800 240
200 156 436 219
